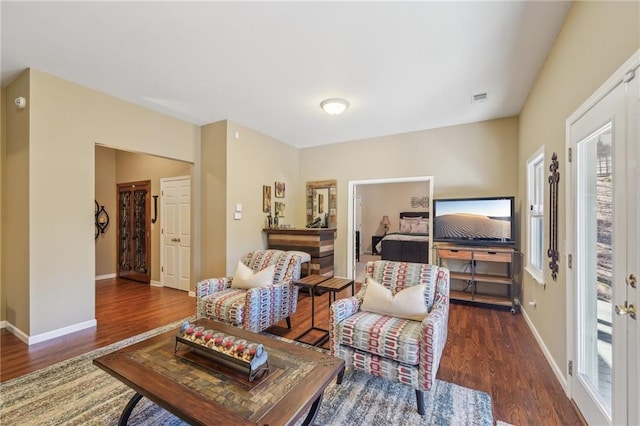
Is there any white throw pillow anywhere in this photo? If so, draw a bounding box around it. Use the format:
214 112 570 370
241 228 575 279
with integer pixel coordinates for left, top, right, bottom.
361 278 428 321
231 261 275 289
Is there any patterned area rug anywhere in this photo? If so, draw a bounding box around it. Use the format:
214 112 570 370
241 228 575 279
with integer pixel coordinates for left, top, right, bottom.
0 320 493 425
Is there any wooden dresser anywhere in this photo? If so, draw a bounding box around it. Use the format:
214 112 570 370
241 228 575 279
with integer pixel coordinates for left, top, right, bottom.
263 228 336 276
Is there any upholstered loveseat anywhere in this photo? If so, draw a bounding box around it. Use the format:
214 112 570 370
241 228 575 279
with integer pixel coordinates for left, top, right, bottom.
329 260 450 415
196 249 301 333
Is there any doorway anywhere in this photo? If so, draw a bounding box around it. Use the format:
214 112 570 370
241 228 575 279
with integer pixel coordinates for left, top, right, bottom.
567 52 638 425
117 180 151 283
160 176 191 291
346 176 434 280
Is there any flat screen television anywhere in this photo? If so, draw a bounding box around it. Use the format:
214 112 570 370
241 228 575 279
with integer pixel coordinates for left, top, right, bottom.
433 196 515 246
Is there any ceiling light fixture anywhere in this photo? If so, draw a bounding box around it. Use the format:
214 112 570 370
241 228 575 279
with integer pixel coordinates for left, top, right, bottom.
320 98 349 115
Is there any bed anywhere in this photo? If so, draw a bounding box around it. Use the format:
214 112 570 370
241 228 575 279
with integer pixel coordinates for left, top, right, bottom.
378 212 430 263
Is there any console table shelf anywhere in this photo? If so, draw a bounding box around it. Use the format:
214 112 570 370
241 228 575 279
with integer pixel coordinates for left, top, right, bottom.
435 244 520 314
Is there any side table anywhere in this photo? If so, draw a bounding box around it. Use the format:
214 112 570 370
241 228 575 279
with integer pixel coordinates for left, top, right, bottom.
372 235 384 255
293 275 331 346
293 276 355 347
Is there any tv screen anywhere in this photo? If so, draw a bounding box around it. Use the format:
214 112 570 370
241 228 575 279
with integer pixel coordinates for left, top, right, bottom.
433 196 515 245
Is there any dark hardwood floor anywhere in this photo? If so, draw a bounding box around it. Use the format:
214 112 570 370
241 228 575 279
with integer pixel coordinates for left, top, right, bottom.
0 278 582 425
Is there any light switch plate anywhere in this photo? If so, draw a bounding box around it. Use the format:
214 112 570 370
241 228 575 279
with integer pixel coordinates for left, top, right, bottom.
235 203 242 212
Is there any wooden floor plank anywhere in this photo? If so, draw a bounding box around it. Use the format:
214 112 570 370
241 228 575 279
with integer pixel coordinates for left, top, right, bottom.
0 278 583 425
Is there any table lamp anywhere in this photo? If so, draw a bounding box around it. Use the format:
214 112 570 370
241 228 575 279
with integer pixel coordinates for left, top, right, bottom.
380 215 391 235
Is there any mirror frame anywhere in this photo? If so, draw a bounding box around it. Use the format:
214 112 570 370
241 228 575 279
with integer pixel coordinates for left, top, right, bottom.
306 179 337 228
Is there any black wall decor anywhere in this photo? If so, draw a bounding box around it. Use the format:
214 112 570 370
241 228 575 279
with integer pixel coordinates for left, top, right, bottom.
95 200 110 240
548 152 560 281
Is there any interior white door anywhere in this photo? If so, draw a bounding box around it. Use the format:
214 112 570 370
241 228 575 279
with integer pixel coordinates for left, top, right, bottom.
161 177 191 291
569 62 638 425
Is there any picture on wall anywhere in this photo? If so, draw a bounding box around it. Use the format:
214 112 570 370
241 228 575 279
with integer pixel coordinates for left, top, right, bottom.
275 201 286 217
275 181 286 198
263 185 271 213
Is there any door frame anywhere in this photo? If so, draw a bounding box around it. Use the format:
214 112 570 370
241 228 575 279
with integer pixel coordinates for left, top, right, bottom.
346 176 434 279
566 49 639 424
159 175 191 289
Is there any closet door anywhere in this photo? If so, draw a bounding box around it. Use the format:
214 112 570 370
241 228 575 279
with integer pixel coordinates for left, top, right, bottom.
117 180 151 283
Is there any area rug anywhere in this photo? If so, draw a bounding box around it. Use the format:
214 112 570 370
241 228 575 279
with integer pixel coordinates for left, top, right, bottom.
1 320 493 425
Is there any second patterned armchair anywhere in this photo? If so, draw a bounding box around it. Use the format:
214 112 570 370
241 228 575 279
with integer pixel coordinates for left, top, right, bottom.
329 260 450 415
196 249 301 333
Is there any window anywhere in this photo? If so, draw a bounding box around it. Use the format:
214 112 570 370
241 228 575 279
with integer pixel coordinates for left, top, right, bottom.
526 147 545 284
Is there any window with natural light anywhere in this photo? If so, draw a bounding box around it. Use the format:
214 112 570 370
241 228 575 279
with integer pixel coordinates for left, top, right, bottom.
527 148 545 284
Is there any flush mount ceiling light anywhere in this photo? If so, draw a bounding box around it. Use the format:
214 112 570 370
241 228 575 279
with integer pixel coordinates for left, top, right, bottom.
320 98 349 115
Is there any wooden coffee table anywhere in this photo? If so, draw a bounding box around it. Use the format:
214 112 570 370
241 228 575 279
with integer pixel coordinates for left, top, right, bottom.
93 319 345 425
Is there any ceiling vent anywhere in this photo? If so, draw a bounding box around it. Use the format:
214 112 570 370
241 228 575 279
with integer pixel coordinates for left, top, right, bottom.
472 92 488 103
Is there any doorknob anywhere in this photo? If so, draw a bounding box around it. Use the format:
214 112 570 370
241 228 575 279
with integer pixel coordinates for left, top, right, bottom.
615 301 637 320
626 274 637 289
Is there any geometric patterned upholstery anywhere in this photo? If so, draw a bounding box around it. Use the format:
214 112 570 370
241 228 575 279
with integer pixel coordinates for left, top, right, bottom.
329 260 450 415
196 249 302 333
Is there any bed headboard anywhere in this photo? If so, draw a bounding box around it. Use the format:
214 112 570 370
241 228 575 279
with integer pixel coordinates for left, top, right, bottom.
400 211 429 219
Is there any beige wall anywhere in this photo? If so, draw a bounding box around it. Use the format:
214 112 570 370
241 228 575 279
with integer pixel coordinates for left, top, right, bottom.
518 1 639 380
300 117 520 276
225 121 301 275
3 71 30 332
0 88 5 321
115 149 192 282
201 121 228 279
95 146 117 277
4 69 200 337
357 181 431 253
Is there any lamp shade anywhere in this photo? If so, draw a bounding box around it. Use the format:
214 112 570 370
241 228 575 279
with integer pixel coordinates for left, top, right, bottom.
380 215 391 226
320 98 349 115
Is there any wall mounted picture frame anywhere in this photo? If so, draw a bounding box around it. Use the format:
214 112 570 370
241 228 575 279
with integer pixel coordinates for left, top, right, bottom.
275 181 285 198
263 185 271 213
275 201 286 217
318 193 324 214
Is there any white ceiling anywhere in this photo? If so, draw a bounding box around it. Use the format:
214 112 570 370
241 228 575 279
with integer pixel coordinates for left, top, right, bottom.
1 1 572 148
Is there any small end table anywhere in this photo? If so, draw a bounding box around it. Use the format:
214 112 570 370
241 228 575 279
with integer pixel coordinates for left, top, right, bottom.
372 235 384 255
294 275 355 347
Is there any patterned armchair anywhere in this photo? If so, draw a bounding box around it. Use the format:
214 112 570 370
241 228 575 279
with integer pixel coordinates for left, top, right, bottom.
329 260 450 415
196 250 301 333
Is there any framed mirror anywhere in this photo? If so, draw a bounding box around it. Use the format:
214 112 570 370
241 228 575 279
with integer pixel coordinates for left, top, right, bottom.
306 179 337 228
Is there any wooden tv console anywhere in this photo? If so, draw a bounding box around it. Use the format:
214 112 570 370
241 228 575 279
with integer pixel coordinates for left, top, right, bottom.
434 244 520 313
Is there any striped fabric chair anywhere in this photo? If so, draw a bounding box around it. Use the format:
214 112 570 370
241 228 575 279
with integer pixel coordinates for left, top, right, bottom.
196 250 302 333
329 260 450 415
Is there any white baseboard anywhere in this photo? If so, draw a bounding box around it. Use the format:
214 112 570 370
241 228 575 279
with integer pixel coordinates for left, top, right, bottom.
188 290 195 298
150 280 162 287
95 273 116 281
521 307 569 395
4 319 97 345
0 320 7 329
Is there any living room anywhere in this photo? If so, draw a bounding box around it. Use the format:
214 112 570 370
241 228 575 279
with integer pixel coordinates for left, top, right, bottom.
1 1 639 425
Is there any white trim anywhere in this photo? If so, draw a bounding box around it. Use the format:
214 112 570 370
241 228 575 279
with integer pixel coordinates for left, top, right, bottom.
3 319 97 345
521 306 569 395
188 290 196 298
150 280 162 287
346 176 434 279
0 320 7 329
95 273 116 281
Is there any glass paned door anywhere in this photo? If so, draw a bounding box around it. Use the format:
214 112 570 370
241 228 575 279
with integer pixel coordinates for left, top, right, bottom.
576 123 613 416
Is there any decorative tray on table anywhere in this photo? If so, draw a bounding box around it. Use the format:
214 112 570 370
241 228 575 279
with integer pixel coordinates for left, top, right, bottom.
175 322 269 382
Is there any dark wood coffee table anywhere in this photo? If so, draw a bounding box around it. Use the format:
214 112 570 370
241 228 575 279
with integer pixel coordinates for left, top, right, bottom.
93 319 345 425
